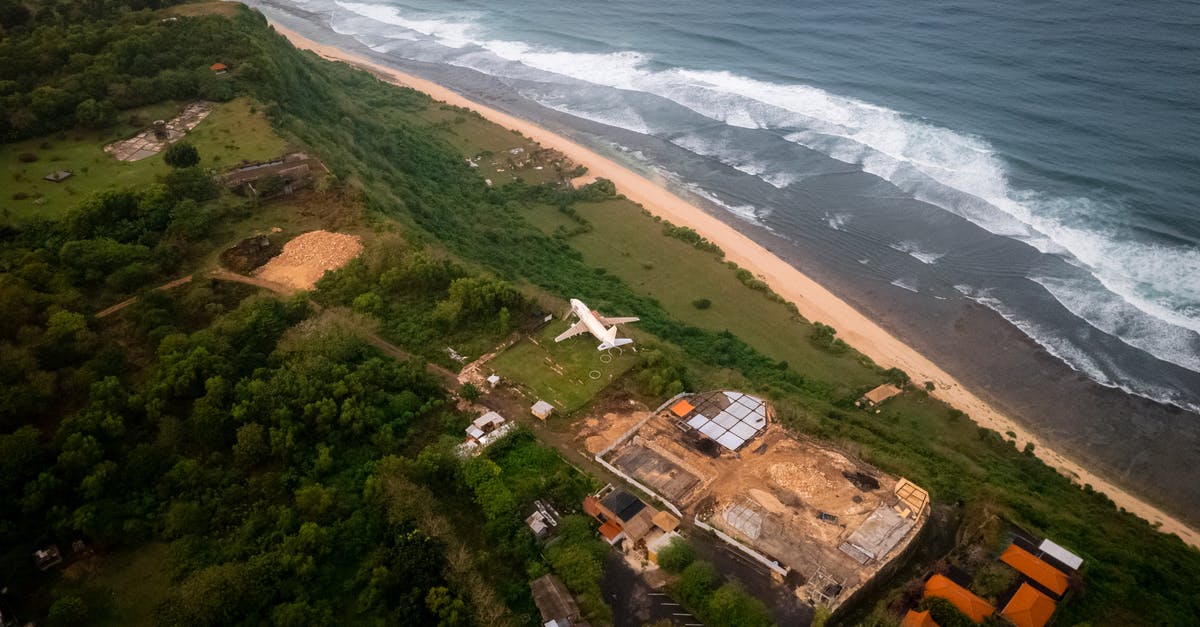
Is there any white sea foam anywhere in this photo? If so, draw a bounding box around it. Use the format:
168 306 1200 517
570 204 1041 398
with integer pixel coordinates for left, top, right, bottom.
1030 275 1200 373
954 285 1200 413
890 241 944 265
891 278 920 293
331 0 1199 390
684 184 764 225
826 213 850 231
669 134 797 189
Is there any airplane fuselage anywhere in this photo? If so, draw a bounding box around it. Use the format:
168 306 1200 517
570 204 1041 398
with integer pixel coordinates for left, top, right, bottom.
555 298 639 350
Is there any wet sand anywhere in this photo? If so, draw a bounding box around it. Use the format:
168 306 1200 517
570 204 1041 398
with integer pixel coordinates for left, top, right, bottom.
264 21 1200 548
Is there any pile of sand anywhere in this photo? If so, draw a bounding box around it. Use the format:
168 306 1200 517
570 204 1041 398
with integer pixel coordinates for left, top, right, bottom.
255 230 363 290
768 461 835 499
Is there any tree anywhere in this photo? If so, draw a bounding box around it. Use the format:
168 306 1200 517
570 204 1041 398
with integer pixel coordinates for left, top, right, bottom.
656 537 696 573
164 141 201 168
459 383 479 403
47 595 87 627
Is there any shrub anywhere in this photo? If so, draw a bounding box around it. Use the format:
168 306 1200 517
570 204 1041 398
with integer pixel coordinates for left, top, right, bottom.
18 152 38 163
692 298 712 310
163 141 200 168
656 537 696 573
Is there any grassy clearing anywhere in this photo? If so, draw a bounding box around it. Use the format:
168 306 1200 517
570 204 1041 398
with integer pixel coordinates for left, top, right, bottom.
520 199 883 397
54 543 172 627
489 322 638 412
1 98 286 225
425 106 567 186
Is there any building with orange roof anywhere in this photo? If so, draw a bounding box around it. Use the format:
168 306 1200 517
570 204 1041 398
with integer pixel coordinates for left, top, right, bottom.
923 574 995 622
1001 583 1057 627
210 62 228 74
901 609 939 627
1000 544 1069 597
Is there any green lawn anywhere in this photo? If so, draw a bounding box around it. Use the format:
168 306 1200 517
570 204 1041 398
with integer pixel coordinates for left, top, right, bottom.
425 105 566 186
520 199 883 397
489 322 638 412
54 543 173 627
2 98 287 224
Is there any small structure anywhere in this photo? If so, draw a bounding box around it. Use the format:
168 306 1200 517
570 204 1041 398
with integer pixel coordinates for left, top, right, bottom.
526 511 552 539
210 62 228 75
466 411 505 442
923 573 995 622
43 170 72 183
456 411 514 457
999 543 1069 598
223 153 324 198
486 374 501 388
893 477 930 519
858 383 903 408
583 486 659 546
531 400 555 420
33 545 63 571
530 573 588 627
1037 538 1083 572
1001 583 1057 627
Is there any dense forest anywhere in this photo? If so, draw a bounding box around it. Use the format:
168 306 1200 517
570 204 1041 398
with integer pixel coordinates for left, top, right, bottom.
2 2 1200 626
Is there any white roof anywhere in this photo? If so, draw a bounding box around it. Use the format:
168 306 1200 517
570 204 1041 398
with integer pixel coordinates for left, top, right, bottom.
487 374 501 384
531 400 554 413
1039 539 1083 570
473 411 504 428
466 426 485 439
682 391 768 452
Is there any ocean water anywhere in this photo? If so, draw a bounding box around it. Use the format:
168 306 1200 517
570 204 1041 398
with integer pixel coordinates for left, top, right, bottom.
253 0 1200 413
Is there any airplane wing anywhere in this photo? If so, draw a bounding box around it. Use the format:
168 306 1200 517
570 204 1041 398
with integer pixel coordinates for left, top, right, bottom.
554 321 589 342
597 315 639 326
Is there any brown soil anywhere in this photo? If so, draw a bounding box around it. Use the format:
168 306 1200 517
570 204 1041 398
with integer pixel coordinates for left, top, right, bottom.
255 230 363 290
220 234 279 273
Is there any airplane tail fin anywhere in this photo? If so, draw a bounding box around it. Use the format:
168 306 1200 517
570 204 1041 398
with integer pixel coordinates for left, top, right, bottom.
597 327 634 350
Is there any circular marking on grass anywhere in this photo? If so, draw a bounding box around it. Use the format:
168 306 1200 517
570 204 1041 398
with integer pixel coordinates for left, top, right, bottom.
589 370 602 380
600 353 613 364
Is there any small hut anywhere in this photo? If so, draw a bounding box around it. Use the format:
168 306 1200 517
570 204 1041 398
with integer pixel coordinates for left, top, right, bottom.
531 400 554 420
43 170 72 183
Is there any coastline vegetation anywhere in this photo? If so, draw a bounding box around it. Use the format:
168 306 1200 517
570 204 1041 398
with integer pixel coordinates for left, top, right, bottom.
0 2 1198 626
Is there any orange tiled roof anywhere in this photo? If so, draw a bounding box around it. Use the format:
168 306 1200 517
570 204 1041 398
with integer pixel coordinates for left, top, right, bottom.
1001 583 1057 627
901 609 939 627
1000 544 1069 597
597 519 623 543
670 399 696 417
582 495 601 519
210 62 227 71
924 574 995 622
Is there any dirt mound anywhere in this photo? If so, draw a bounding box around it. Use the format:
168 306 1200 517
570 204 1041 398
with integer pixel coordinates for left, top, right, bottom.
220 235 278 273
255 230 363 290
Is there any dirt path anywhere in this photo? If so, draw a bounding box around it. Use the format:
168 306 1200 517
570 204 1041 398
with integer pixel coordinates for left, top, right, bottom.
94 275 194 319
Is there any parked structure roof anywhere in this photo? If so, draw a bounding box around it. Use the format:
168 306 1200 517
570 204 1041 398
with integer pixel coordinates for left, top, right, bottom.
1001 583 1057 627
1000 544 1069 597
923 574 995 622
901 609 939 627
1037 538 1083 571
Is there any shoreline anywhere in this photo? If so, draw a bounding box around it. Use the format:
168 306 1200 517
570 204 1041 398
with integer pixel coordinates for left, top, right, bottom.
267 21 1199 548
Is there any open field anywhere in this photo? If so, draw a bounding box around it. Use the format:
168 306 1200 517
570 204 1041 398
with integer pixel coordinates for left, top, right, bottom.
2 98 286 224
54 543 172 627
489 322 638 413
521 199 883 397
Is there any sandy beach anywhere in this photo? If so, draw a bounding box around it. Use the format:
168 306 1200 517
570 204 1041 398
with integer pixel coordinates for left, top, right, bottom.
268 22 1198 548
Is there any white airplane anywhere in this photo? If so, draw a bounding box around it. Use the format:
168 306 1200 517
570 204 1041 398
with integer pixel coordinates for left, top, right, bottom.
554 298 639 350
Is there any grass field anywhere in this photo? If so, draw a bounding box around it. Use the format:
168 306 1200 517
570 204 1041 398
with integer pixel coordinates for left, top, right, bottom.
424 106 567 187
520 199 883 397
489 322 638 413
53 543 173 626
2 98 287 224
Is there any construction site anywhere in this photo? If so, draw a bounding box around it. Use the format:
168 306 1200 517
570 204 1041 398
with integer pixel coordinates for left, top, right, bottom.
592 390 929 611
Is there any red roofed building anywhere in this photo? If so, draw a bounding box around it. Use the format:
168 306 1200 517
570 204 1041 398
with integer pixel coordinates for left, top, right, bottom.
923 574 995 622
1000 544 1069 597
901 609 939 627
210 62 228 74
1001 583 1057 627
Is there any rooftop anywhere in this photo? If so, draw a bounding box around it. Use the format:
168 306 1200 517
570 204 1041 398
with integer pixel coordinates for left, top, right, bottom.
924 573 995 622
1000 544 1069 597
1001 583 1057 627
601 490 646 523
